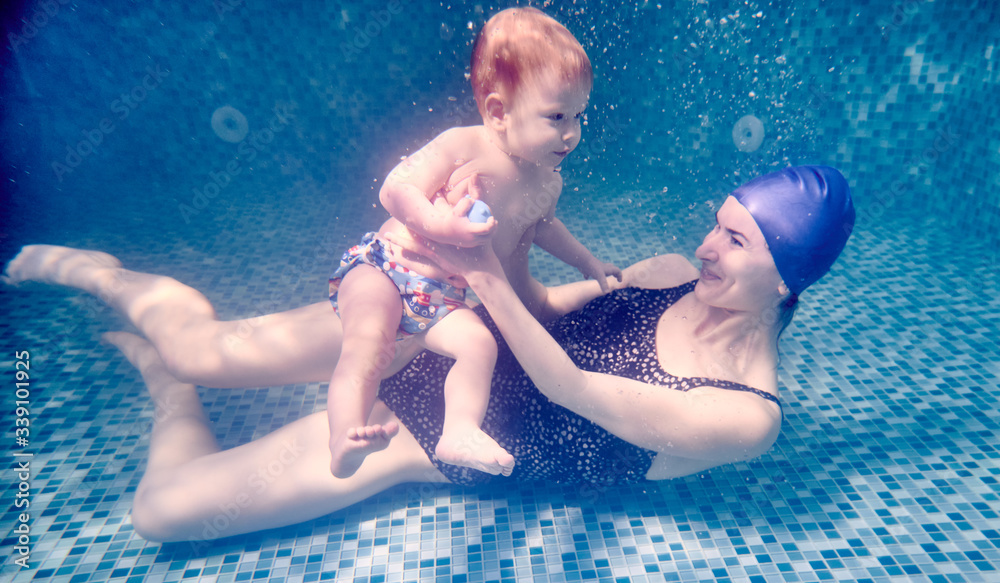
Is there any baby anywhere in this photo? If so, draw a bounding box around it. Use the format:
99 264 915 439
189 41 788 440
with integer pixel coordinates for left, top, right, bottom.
327 7 620 478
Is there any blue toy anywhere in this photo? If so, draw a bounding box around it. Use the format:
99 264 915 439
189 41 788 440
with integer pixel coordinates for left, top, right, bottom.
464 196 492 223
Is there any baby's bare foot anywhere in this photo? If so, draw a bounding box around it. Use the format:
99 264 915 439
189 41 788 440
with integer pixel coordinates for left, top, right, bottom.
435 428 515 476
329 422 399 478
4 245 122 290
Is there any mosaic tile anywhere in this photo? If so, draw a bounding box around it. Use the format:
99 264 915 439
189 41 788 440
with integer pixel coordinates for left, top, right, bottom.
3 0 1000 582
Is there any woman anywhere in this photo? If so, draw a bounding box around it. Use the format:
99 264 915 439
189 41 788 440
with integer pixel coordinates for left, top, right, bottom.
3 166 854 543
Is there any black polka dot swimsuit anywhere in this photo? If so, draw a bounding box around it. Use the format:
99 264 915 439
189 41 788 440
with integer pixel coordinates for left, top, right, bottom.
378 281 782 486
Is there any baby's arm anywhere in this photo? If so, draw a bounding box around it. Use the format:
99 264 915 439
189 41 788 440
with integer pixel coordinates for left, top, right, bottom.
380 128 495 247
533 216 622 293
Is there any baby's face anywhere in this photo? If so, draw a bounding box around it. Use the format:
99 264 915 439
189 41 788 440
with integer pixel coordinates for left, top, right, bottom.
501 73 590 169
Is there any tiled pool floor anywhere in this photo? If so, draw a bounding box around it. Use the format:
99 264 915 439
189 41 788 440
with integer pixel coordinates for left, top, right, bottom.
2 180 998 583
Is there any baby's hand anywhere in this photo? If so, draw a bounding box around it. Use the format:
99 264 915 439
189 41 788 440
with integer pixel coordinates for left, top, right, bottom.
430 195 496 247
580 257 623 294
427 172 496 247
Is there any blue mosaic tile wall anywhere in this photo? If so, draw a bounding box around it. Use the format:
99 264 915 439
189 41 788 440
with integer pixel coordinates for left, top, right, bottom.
2 0 998 251
2 1 998 582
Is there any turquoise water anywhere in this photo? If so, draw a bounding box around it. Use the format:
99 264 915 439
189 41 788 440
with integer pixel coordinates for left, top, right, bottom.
2 1 998 581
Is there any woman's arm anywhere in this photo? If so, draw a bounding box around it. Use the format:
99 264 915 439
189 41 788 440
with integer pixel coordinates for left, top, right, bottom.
538 254 700 320
401 240 779 463
380 129 495 248
537 277 612 320
467 264 778 462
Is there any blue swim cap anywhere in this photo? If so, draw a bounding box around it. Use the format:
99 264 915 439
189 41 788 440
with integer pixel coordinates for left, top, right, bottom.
731 165 855 295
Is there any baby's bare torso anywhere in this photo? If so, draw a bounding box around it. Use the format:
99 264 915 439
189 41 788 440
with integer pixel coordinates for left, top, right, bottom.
380 126 561 302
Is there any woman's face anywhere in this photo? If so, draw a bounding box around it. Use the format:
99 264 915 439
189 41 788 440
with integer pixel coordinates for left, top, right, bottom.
694 196 786 313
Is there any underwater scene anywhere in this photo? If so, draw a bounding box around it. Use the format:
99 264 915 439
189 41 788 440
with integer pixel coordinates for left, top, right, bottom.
1 0 998 581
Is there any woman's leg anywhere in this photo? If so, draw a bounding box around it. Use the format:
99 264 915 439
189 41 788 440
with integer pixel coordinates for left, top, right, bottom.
4 245 422 387
103 331 447 542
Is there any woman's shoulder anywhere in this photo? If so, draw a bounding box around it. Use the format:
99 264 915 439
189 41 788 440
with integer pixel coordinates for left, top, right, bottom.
618 254 699 290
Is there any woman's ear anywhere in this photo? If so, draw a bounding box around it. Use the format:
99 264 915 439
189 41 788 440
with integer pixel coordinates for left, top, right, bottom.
484 93 506 131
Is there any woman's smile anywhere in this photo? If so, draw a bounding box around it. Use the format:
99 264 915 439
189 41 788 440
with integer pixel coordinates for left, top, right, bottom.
700 265 721 281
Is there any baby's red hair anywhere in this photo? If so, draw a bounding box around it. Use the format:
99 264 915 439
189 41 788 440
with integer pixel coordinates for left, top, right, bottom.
471 7 592 116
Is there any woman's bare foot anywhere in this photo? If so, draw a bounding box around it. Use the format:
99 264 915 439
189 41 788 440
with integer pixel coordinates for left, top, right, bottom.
435 427 515 476
329 422 399 478
4 245 124 293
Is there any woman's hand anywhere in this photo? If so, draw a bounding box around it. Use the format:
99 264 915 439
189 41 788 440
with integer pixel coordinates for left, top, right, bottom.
429 172 497 248
384 218 503 281
430 195 497 248
381 170 496 248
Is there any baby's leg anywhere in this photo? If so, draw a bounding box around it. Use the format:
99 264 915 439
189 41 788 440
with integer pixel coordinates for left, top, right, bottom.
3 245 344 387
421 308 514 476
327 264 404 478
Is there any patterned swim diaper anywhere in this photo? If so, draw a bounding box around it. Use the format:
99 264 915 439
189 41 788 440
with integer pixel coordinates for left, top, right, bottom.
329 232 467 338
